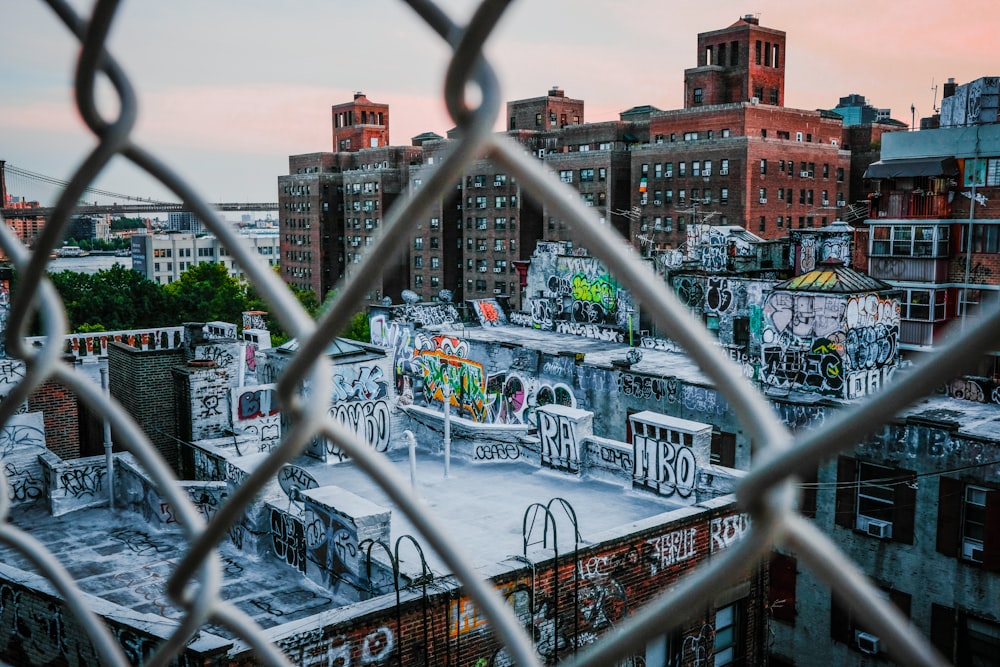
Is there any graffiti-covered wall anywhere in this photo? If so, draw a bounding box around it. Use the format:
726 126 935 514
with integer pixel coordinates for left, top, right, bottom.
370 309 578 427
759 290 899 400
260 339 402 462
520 243 640 342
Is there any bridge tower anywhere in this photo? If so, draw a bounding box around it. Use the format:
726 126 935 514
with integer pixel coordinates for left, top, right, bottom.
0 160 7 204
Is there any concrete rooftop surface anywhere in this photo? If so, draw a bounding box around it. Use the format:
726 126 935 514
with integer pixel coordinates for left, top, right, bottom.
0 446 687 638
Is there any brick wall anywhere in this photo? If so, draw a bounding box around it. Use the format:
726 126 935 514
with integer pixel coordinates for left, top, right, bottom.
231 502 766 666
108 342 185 472
27 372 80 460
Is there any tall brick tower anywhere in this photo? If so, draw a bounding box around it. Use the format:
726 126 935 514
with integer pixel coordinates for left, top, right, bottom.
684 15 786 108
332 92 390 152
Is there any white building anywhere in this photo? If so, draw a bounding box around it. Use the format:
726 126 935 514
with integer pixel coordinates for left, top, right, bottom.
130 231 280 284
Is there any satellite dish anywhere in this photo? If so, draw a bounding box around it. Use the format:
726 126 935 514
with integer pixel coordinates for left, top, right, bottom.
401 289 420 304
438 288 453 303
380 296 393 307
277 464 319 502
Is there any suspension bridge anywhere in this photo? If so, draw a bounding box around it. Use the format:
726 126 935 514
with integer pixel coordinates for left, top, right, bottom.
0 161 278 218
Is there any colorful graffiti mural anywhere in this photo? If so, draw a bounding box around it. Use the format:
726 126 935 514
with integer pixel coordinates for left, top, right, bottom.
760 290 899 399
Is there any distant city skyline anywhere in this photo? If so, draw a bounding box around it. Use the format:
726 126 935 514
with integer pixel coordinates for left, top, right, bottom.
3 0 998 203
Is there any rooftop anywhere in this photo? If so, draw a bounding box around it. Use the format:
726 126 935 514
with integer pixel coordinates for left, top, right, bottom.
0 442 689 637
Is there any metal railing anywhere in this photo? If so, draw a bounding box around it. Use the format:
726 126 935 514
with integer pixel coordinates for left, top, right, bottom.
0 1 983 665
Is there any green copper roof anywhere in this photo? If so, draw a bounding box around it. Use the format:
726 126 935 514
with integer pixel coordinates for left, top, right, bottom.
774 260 893 293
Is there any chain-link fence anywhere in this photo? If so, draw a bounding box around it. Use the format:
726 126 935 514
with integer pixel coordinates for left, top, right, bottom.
0 0 984 665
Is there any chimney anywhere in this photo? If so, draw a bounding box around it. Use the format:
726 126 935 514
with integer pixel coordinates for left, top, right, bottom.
943 77 957 100
549 86 564 97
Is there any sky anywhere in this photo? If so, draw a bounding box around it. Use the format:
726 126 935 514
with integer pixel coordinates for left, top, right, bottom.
3 0 1000 204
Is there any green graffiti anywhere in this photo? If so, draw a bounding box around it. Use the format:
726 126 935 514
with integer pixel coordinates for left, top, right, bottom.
571 274 616 311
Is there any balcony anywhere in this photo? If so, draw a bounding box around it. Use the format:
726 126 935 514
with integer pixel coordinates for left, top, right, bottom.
871 191 952 219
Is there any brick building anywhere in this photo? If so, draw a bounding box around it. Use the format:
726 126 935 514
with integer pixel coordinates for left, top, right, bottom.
278 16 866 308
858 78 1000 376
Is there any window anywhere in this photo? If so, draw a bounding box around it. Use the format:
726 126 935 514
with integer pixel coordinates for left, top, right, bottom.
759 188 767 203
769 88 778 105
414 238 424 250
720 188 728 204
722 128 730 138
720 159 729 175
703 160 712 176
430 238 440 249
679 162 687 177
901 288 946 321
835 457 915 543
535 113 542 127
872 224 949 257
759 216 767 232
654 163 662 178
932 606 1000 664
665 163 673 178
414 256 423 268
713 600 746 665
760 158 767 174
430 217 440 229
962 223 1000 253
693 87 703 105
475 196 487 209
598 167 607 181
579 168 595 182
769 552 797 624
837 167 845 182
937 478 999 568
494 217 507 230
559 170 573 184
692 161 701 177
831 585 910 650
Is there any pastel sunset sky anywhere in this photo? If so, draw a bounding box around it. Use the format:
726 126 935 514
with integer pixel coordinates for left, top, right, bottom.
3 0 998 203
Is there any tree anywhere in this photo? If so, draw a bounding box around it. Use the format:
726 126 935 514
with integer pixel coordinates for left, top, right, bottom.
164 262 248 325
46 264 172 332
245 265 320 346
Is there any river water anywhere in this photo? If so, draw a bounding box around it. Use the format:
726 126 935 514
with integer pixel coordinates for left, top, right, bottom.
45 254 131 274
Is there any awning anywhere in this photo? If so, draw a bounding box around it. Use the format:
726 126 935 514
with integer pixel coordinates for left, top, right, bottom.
863 156 959 179
622 132 639 143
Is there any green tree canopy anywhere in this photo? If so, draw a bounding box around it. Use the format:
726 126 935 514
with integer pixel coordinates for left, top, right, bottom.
47 264 172 332
164 262 248 325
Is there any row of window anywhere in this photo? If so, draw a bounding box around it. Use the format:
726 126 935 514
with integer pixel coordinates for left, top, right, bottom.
653 129 733 143
761 159 843 180
465 217 515 231
756 187 844 206
831 457 999 567
465 195 518 209
465 174 509 187
640 160 729 179
770 552 1000 664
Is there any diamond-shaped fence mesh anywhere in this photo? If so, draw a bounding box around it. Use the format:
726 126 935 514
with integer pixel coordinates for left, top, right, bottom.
0 0 979 665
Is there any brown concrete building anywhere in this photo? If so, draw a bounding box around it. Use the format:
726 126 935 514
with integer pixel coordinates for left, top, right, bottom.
684 14 786 108
332 92 390 152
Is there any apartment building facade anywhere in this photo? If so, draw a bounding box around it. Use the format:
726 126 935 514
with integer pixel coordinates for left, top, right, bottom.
130 231 279 284
858 79 1000 376
278 16 857 308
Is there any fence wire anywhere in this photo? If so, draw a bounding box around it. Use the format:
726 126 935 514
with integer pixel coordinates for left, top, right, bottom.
0 0 978 665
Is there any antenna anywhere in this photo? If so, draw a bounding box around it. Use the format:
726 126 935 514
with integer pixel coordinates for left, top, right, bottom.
931 78 940 113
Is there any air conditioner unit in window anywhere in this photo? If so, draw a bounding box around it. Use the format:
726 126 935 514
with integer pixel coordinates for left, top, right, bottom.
750 96 760 104
855 631 880 655
653 200 662 206
493 288 502 294
719 169 729 175
963 538 985 562
837 200 846 207
493 268 502 273
864 517 893 539
822 200 830 206
536 149 545 158
478 267 487 272
759 198 767 204
800 171 811 177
